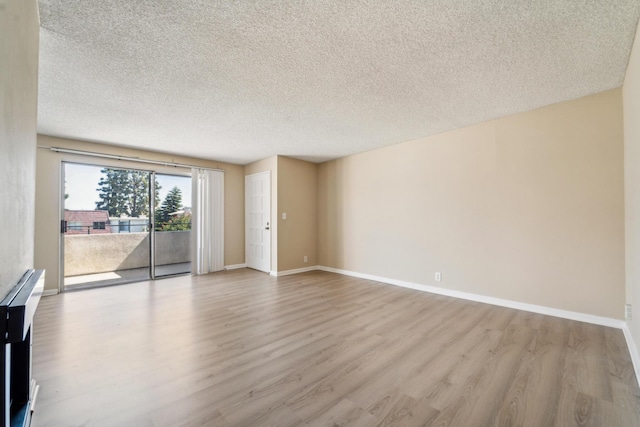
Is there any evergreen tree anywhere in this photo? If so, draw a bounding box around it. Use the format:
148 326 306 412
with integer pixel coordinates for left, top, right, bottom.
129 171 150 217
95 168 160 218
162 213 192 231
156 186 183 228
96 169 131 217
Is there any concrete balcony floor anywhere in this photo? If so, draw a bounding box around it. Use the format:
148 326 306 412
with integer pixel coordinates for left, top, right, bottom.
64 262 191 290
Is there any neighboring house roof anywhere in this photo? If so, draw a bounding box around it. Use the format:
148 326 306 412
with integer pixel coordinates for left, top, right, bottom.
64 210 111 234
65 210 109 223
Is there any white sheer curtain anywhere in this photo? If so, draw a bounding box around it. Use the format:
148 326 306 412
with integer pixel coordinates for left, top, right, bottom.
191 168 224 274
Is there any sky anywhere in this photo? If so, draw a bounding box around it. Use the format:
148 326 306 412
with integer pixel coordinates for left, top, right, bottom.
64 163 192 212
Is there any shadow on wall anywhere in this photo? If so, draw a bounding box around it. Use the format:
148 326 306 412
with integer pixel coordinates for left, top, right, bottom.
319 159 346 268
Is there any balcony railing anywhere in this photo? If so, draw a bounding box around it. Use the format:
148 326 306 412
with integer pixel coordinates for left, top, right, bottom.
63 221 191 234
64 230 191 277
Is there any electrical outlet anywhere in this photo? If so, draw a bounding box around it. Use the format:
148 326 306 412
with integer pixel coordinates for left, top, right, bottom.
304 256 308 263
435 272 442 282
626 304 633 320
282 212 287 220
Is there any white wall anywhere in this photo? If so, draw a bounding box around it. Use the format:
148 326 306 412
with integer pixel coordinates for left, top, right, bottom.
0 0 39 294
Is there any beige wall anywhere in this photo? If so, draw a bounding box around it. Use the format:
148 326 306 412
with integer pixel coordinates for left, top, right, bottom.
624 21 640 356
277 157 318 271
245 156 278 272
35 135 245 291
318 89 625 319
0 0 39 295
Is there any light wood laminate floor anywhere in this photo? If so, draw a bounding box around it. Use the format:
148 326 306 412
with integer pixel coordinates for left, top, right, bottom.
31 269 640 426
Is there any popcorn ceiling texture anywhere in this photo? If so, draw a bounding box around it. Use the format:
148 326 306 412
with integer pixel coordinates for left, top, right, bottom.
37 1 640 164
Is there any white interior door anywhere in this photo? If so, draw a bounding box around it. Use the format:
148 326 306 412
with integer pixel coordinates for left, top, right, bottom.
245 172 271 273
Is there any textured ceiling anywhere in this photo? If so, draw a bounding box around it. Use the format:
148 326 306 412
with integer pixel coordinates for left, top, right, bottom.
37 1 640 165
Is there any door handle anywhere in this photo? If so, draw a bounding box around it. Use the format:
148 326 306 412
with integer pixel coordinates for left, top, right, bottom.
265 222 270 230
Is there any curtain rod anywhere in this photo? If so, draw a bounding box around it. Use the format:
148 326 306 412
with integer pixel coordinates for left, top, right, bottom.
38 146 225 172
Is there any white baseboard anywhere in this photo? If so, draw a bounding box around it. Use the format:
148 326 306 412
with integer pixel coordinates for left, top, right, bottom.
42 289 59 297
224 264 246 270
621 324 640 388
270 266 319 277
267 264 638 388
316 266 624 329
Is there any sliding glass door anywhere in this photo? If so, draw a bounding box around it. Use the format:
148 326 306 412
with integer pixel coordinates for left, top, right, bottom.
153 173 192 278
62 163 191 290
